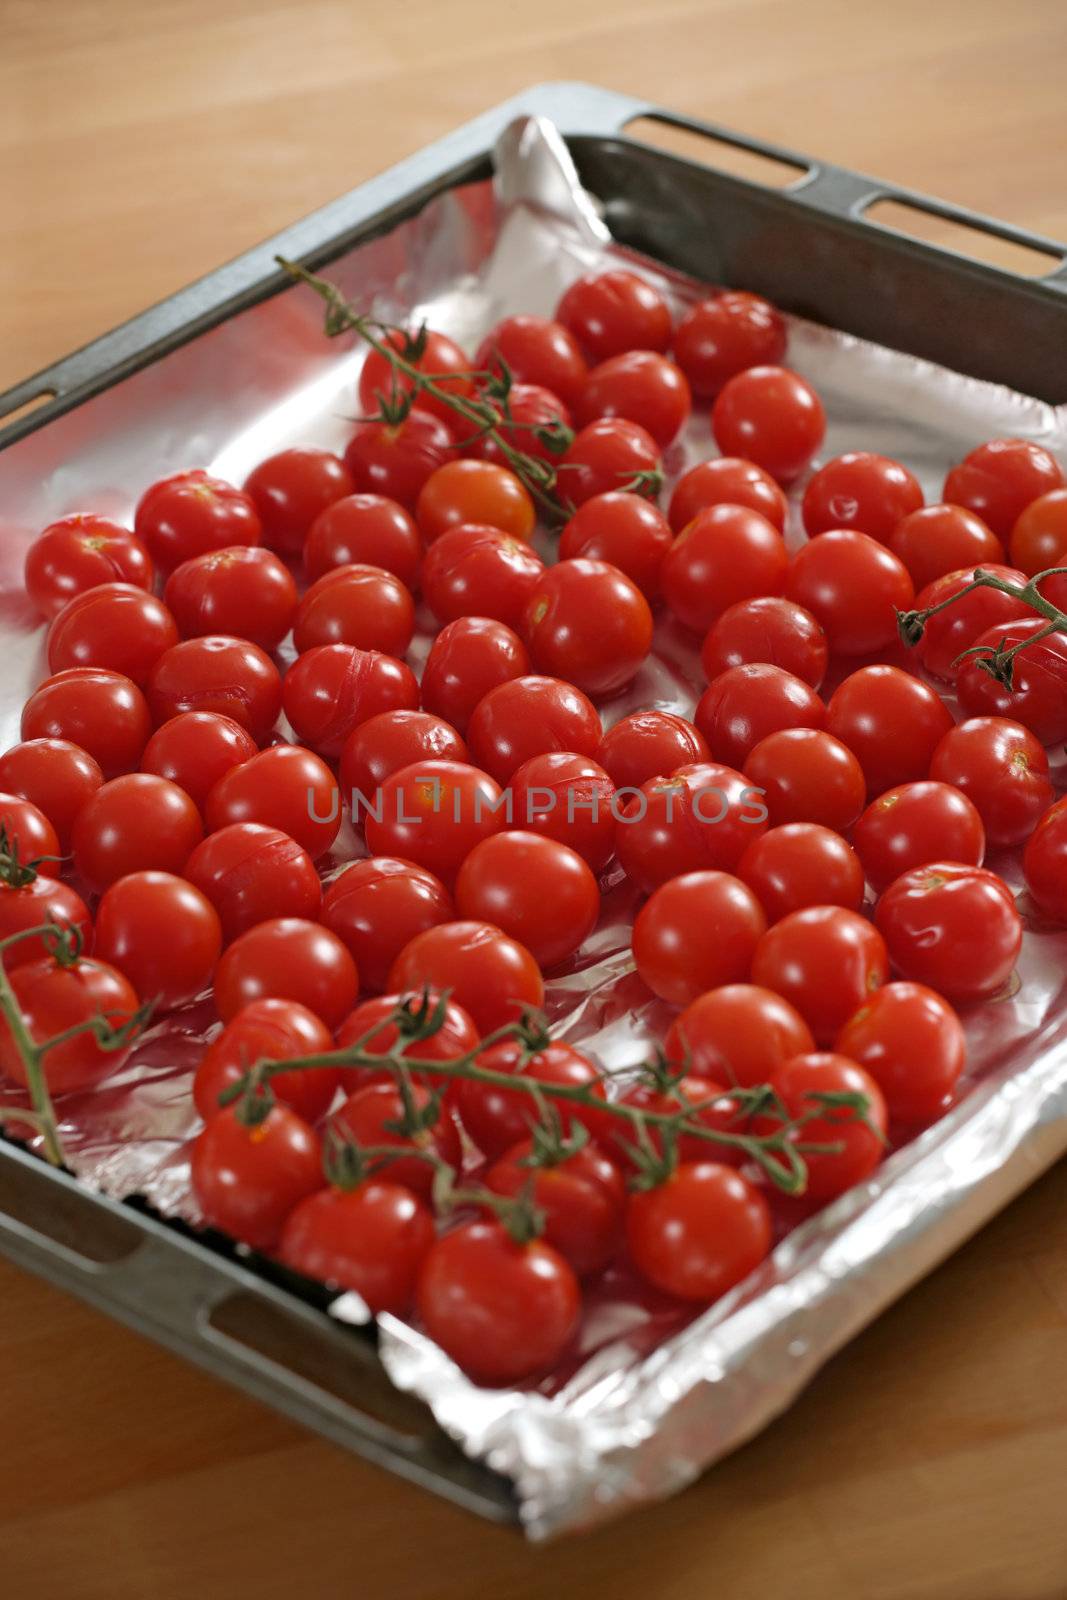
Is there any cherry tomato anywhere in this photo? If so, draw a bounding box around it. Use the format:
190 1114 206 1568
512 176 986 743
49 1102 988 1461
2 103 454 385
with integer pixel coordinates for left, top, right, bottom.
468 383 573 468
874 863 1021 1001
889 503 1003 590
304 493 422 589
467 675 602 784
738 823 865 922
667 456 787 536
363 759 506 883
664 983 814 1087
21 668 152 779
712 365 825 482
134 470 261 569
853 781 985 893
281 644 418 759
389 920 544 1035
836 982 965 1125
1009 487 1067 588
243 447 353 555
943 438 1064 539
786 531 914 655
334 990 478 1093
596 711 708 791
824 665 953 797
420 617 530 734
358 328 474 433
524 559 654 699
618 1071 747 1168
557 419 661 510
1024 797 1067 922
94 870 221 1010
929 716 1053 848
575 350 690 447
0 872 91 972
416 459 534 544
214 917 358 1028
204 743 340 860
420 525 544 631
673 291 787 398
0 739 102 853
616 762 768 892
47 583 178 685
164 545 298 651
695 663 824 768
342 413 453 512
25 515 153 620
911 563 1032 681
743 727 866 833
140 712 257 810
626 1163 771 1302
662 505 788 633
752 905 888 1044
0 793 61 874
509 750 617 871
633 870 766 1005
340 710 467 809
701 595 829 690
185 823 321 941
558 269 671 360
190 1103 323 1250
772 1053 887 1201
279 1180 434 1313
485 1138 624 1277
72 773 203 891
147 636 282 741
475 316 588 408
323 860 454 993
558 492 674 601
330 1081 461 1201
192 997 337 1124
802 452 923 542
0 954 140 1094
455 1037 605 1159
455 831 599 971
956 618 1067 745
416 1218 580 1384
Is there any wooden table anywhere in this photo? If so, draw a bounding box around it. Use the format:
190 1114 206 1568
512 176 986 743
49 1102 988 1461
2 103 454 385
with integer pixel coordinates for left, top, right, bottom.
4 4 1067 1594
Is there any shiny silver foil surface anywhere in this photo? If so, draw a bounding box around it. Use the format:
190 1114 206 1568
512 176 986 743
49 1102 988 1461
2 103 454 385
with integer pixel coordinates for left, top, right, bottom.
1 118 1066 1538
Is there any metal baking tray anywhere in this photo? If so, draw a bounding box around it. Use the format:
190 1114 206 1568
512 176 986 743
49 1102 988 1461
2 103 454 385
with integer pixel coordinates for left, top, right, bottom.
1 82 1066 1537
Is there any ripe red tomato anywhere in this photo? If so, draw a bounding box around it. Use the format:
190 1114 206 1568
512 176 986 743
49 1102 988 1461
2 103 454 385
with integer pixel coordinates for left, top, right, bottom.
617 1071 747 1168
712 365 825 482
836 981 965 1125
389 920 544 1035
416 459 534 544
47 583 179 685
164 545 298 651
193 997 337 1124
304 493 422 589
281 644 418 759
943 438 1064 539
802 452 923 542
329 1081 461 1200
243 447 353 554
0 739 103 852
214 917 358 1028
575 350 690 447
342 413 453 512
743 727 865 833
929 716 1053 848
191 1103 323 1250
956 618 1067 745
673 291 787 397
420 525 545 631
0 954 140 1094
824 665 954 797
626 1163 772 1302
204 743 340 859
853 781 985 893
134 469 261 569
147 636 282 741
557 419 661 509
633 870 766 1005
557 270 671 361
94 870 221 1010
279 1180 434 1313
616 762 767 892
363 759 506 883
420 617 530 734
21 668 152 779
509 750 617 871
786 531 914 654
752 905 888 1044
911 563 1032 681
185 823 321 941
558 492 673 601
72 773 203 891
695 663 824 768
664 983 814 1087
455 831 600 971
358 328 474 434
738 823 865 922
0 873 91 972
661 505 788 634
874 862 1022 1001
334 990 478 1093
668 456 787 535
524 559 654 698
484 1139 624 1277
340 710 467 808
467 383 573 468
701 596 829 690
772 1053 888 1200
889 503 1004 590
455 1037 605 1158
140 712 257 810
596 711 708 791
292 561 415 657
323 860 454 993
1024 797 1067 922
475 316 588 408
466 674 602 783
0 793 61 874
1009 488 1067 587
25 514 154 619
416 1218 580 1384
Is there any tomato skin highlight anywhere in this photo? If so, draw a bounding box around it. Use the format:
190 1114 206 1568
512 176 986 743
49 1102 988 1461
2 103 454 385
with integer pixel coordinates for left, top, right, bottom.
389 920 543 1036
852 781 986 894
456 831 600 971
146 635 282 741
243 447 354 556
558 492 673 601
673 291 787 398
25 515 154 620
626 1163 772 1303
466 675 602 784
0 955 140 1095
695 663 825 769
712 365 825 482
71 773 203 891
524 558 654 699
929 717 1053 849
94 870 221 1010
192 997 337 1124
191 1103 323 1252
21 669 152 780
668 456 787 535
322 859 454 993
802 451 923 542
279 1181 434 1314
165 545 298 652
786 531 914 655
632 870 766 1006
204 743 340 861
738 823 865 922
557 270 672 362
135 470 262 570
47 583 179 686
662 505 788 634
744 728 866 833
824 665 954 798
185 823 321 942
141 712 257 811
213 917 359 1029
874 862 1022 1002
752 905 888 1045
420 617 530 735
664 983 814 1088
836 981 966 1125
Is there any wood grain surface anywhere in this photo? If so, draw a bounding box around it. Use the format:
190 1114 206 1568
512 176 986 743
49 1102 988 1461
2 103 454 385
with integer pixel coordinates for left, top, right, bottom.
4 3 1067 1595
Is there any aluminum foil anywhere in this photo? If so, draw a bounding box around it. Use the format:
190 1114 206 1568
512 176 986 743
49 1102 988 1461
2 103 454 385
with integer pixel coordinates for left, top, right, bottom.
1 115 1067 1539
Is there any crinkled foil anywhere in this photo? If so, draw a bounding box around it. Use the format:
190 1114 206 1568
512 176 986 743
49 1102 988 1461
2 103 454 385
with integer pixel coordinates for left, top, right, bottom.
1 117 1066 1539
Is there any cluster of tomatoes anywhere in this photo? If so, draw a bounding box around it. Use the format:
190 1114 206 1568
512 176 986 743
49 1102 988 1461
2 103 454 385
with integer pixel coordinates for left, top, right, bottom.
2 262 1067 1390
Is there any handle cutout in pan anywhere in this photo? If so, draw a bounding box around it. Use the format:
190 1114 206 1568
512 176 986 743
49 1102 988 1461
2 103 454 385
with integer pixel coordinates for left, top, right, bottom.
864 198 1060 279
0 388 56 429
0 1155 143 1265
624 117 808 191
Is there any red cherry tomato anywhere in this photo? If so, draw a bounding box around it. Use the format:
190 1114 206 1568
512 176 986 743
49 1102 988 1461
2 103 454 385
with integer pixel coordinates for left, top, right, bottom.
874 862 1021 1001
140 712 257 810
0 873 91 972
147 636 282 741
455 831 600 971
1009 488 1067 590
701 595 829 690
0 954 140 1094
853 781 985 893
164 545 298 651
738 823 865 922
193 997 337 1124
772 1053 888 1200
509 750 617 872
557 419 661 510
281 644 418 759
824 665 954 797
618 1071 747 1168
94 870 221 1010
21 669 152 779
668 456 787 535
358 328 474 434
943 438 1064 539
1024 797 1067 922
304 493 421 589
485 1138 624 1277
633 870 766 1005
664 983 814 1087
889 503 1004 590
0 793 61 874
243 447 353 555
329 1081 461 1201
455 1037 605 1159
191 1104 323 1250
475 316 588 409
279 1180 434 1313
911 563 1032 681
596 711 709 792
334 990 478 1093
342 414 453 513
204 743 340 860
185 823 321 941
929 716 1053 848
420 525 544 631
524 558 654 698
674 291 787 398
956 618 1067 745
802 452 923 542
47 583 178 686
420 617 530 734
836 981 965 1125
752 905 888 1044
323 861 454 994
466 675 602 784
786 531 914 655
626 1163 772 1302
743 727 866 833
389 920 544 1035
0 739 102 853
72 773 203 891
616 762 768 892
25 515 153 620
214 917 358 1028
134 470 261 570
416 459 534 544
575 350 690 447
363 759 506 884
467 382 573 468
712 365 825 482
557 270 671 360
695 663 824 768
662 505 788 633
340 710 467 809
558 492 674 601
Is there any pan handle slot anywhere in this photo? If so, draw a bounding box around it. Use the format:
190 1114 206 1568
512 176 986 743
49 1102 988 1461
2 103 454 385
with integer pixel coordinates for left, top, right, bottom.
862 195 1062 280
624 114 809 191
